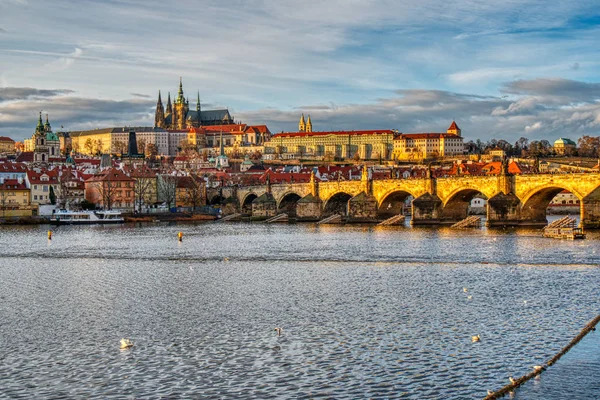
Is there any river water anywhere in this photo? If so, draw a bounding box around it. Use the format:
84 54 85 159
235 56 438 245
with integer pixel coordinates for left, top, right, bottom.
0 221 598 399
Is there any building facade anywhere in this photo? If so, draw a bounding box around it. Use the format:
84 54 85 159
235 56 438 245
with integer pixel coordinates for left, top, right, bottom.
264 129 395 160
393 122 464 160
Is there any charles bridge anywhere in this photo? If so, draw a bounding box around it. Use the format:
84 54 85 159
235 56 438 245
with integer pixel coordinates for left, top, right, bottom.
207 168 600 228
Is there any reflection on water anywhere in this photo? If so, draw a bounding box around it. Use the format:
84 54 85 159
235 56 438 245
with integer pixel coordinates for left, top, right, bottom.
0 222 598 399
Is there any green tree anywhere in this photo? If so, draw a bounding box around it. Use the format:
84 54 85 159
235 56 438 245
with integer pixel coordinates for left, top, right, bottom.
49 185 56 205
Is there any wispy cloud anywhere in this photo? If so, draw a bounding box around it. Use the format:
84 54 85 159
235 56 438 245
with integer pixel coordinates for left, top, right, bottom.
130 92 151 99
0 87 74 102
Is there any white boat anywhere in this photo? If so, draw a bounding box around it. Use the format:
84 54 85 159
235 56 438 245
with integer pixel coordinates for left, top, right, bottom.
50 210 124 225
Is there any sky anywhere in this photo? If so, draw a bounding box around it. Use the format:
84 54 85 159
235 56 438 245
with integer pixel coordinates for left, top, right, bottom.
1 0 599 143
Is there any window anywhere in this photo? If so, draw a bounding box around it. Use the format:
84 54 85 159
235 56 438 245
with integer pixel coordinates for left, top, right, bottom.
43 185 48 192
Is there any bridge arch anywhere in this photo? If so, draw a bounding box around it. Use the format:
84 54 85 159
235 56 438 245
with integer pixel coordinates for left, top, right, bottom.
441 188 490 222
377 190 415 218
241 192 258 214
520 185 583 224
323 192 353 216
277 192 302 217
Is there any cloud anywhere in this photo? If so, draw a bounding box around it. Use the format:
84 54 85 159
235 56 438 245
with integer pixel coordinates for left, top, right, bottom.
0 87 74 102
0 28 7 33
0 87 154 140
130 92 151 99
525 121 543 132
239 78 600 142
570 62 580 70
501 78 600 102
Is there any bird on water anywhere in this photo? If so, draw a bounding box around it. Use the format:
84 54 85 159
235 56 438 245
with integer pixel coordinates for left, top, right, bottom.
472 335 480 342
509 376 517 384
274 327 283 336
120 338 133 349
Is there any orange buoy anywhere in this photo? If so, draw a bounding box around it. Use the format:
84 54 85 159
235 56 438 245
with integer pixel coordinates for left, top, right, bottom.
47 230 52 240
178 232 183 242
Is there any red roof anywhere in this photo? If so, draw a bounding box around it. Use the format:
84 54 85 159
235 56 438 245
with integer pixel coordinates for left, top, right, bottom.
85 168 135 183
0 179 27 190
448 121 460 130
27 169 59 184
272 129 394 138
395 133 460 140
0 162 28 172
0 136 15 143
259 170 317 184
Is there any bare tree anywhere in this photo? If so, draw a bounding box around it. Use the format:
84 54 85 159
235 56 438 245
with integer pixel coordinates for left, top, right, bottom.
157 174 178 209
181 175 205 212
133 175 155 212
91 175 119 210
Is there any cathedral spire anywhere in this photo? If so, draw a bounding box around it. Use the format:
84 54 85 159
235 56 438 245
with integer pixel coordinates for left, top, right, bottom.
299 113 306 132
176 77 184 103
196 91 202 126
36 111 44 134
155 90 165 128
44 113 51 132
306 115 312 133
166 92 172 114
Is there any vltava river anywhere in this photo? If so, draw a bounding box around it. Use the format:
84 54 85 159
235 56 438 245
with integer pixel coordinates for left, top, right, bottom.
0 222 598 399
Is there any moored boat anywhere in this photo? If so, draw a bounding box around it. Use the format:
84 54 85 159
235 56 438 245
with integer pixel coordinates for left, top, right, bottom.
50 210 124 225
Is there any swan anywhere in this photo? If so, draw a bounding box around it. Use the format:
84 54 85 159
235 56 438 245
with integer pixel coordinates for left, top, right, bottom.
471 335 480 342
274 327 283 336
120 338 133 349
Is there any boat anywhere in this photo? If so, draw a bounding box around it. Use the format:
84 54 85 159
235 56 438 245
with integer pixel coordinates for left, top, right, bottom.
50 210 124 225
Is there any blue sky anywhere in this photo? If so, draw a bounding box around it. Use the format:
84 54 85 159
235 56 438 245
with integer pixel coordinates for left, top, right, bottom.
1 0 599 142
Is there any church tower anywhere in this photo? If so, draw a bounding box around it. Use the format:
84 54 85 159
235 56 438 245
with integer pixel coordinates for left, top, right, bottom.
447 121 461 136
154 91 165 128
306 115 312 133
173 77 189 129
299 114 306 132
33 113 59 165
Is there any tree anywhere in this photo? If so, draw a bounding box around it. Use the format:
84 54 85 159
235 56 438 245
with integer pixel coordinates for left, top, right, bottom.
113 140 127 156
157 174 178 209
84 138 94 155
49 185 56 205
137 139 147 155
181 175 205 212
94 139 104 155
578 136 600 158
133 174 155 213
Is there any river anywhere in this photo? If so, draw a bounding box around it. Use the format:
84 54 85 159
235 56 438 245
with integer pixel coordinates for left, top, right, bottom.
0 221 598 399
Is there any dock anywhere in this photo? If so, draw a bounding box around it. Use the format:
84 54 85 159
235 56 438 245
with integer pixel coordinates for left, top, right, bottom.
317 214 343 225
542 216 585 239
378 214 405 226
450 216 482 229
264 213 289 223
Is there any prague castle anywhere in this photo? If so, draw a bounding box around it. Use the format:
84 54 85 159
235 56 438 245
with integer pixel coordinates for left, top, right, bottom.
154 78 234 129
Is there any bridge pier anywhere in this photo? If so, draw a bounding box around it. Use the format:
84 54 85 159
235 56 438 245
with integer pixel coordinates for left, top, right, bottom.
581 195 600 229
251 192 277 221
347 192 378 223
411 193 442 225
296 194 323 221
486 193 522 227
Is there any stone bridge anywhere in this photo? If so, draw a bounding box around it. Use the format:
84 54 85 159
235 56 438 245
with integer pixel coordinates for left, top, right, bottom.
209 169 600 228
